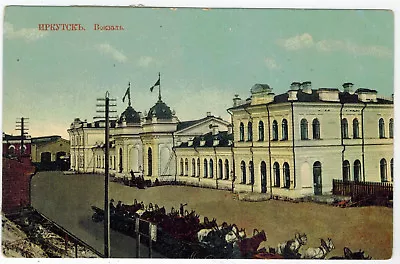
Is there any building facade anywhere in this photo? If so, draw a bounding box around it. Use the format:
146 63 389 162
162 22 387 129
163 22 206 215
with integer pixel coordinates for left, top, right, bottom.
68 81 393 198
68 96 230 180
174 82 393 198
31 135 70 170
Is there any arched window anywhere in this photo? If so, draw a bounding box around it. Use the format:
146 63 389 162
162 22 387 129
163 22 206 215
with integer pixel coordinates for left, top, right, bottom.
389 118 394 138
379 118 385 138
249 161 254 184
147 147 152 176
8 145 15 155
312 118 320 139
209 159 214 178
353 118 360 139
342 118 349 139
184 158 189 176
391 158 394 182
300 119 308 140
272 120 278 141
239 122 244 142
197 158 200 177
261 161 267 193
273 162 280 187
180 158 184 175
342 160 350 181
380 158 387 182
203 159 208 178
218 159 223 179
354 160 361 182
224 159 229 180
258 121 264 141
241 161 246 183
248 122 253 141
282 119 288 140
313 161 322 195
192 158 196 176
283 162 290 188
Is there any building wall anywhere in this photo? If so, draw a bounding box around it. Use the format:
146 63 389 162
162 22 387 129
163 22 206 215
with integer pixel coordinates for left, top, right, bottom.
2 157 35 213
31 138 70 163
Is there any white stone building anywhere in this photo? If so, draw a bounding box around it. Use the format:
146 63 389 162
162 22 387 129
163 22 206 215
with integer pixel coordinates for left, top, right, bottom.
174 81 393 198
68 81 393 198
68 95 230 180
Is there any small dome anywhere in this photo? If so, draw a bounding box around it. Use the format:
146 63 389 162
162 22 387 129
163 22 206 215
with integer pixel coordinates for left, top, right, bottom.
146 100 173 120
118 106 141 124
250 83 272 94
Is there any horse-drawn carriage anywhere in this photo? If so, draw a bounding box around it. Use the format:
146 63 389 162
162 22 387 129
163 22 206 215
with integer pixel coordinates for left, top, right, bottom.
90 201 267 259
91 200 372 259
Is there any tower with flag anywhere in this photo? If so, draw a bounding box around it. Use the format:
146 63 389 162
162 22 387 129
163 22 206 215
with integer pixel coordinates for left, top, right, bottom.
122 82 131 106
150 72 161 101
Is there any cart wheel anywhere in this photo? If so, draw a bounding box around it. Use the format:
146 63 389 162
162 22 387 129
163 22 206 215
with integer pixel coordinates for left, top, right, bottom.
205 254 215 259
190 252 199 259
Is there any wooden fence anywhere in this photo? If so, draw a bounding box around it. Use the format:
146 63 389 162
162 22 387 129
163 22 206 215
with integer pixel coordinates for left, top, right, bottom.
332 179 393 200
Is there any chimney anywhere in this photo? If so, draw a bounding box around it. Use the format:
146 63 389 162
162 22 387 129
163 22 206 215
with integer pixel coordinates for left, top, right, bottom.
290 82 301 90
212 124 219 136
206 111 212 117
301 81 312 94
233 94 241 107
287 90 298 101
342 82 354 93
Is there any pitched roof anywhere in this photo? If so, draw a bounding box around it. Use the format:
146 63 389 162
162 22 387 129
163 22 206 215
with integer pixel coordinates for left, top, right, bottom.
176 115 228 132
31 135 62 143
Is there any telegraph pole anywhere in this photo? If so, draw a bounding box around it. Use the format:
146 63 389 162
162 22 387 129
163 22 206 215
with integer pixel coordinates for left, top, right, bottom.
15 117 29 156
95 92 116 258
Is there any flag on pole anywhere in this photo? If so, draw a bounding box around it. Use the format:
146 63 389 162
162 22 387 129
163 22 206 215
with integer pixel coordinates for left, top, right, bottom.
122 83 130 102
150 77 160 92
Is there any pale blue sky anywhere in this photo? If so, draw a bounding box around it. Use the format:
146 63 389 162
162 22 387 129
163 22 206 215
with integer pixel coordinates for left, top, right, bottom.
3 7 394 139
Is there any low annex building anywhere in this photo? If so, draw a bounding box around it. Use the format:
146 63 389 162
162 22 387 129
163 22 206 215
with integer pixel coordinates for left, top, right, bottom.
68 81 393 198
31 136 70 162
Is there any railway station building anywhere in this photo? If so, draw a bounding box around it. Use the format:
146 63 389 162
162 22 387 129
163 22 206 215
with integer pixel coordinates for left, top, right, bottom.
68 81 393 198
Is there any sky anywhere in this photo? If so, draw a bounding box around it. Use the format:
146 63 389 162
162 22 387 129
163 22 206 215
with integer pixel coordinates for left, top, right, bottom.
2 7 394 139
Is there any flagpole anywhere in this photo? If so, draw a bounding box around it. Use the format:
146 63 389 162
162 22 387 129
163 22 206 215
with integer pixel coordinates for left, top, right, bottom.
158 72 161 101
128 82 131 107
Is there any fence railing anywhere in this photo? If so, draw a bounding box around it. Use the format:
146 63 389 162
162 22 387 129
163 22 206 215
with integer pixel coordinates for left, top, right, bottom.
332 179 393 200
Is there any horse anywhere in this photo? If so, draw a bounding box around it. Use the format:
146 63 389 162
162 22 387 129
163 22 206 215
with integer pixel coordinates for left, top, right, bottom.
276 232 307 258
235 229 267 258
300 238 334 259
329 247 372 260
224 224 246 244
200 217 218 229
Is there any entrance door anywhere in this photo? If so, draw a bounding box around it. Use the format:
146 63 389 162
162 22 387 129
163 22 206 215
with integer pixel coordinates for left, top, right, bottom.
261 161 267 193
313 161 322 195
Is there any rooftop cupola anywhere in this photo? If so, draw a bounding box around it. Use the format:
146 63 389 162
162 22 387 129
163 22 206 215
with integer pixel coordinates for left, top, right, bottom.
250 83 274 105
342 82 354 94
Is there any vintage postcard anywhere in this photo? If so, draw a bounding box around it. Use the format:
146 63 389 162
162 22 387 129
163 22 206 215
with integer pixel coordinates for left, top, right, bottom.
1 3 395 261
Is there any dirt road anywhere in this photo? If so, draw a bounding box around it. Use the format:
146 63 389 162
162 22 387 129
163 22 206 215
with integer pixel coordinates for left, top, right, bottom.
31 172 392 259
